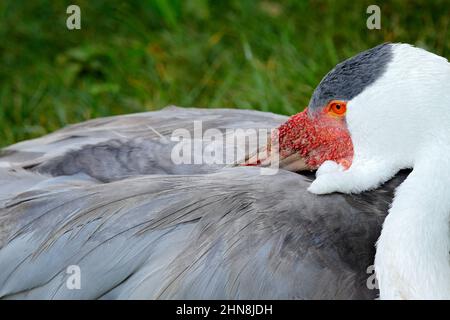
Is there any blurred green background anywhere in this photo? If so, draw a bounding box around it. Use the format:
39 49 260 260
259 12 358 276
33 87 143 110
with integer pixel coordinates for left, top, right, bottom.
1 0 449 147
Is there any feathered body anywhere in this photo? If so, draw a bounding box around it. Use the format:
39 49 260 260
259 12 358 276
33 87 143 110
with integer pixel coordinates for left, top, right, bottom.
0 107 404 299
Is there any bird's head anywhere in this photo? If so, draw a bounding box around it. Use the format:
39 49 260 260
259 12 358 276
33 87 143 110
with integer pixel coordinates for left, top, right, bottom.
249 42 450 172
246 43 396 171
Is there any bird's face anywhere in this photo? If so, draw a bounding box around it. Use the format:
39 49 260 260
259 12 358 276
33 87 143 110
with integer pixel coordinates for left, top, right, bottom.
245 101 353 171
246 43 394 172
275 101 353 170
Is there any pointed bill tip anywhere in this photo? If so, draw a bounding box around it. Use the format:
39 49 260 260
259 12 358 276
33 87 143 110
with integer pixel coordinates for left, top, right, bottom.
240 146 312 172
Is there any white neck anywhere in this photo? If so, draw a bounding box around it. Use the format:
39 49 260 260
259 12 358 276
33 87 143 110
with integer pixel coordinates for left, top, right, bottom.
375 140 450 299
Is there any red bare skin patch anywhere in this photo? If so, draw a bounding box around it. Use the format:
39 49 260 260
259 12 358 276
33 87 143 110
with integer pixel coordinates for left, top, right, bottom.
277 108 354 169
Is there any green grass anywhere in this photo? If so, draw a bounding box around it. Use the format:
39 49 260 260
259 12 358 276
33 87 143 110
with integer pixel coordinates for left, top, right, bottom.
0 0 449 147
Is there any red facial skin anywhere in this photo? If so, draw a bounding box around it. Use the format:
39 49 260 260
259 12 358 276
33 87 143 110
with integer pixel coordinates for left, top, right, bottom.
276 107 354 169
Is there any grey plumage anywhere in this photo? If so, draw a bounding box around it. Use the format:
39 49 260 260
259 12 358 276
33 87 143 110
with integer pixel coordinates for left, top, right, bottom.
308 43 392 112
0 106 405 299
1 106 284 179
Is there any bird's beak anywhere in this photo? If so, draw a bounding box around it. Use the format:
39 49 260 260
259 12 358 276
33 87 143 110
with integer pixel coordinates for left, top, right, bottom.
241 133 312 172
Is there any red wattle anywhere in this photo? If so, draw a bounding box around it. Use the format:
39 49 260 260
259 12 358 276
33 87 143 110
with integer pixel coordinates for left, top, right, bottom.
276 109 354 169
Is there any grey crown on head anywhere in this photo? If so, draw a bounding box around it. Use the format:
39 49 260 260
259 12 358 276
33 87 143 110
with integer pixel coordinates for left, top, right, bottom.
308 43 393 112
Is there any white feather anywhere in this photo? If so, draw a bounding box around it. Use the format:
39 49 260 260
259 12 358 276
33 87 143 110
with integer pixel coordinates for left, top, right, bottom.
309 43 450 299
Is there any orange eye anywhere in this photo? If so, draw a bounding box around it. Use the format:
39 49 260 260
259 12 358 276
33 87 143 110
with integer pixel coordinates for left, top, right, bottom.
327 100 347 116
